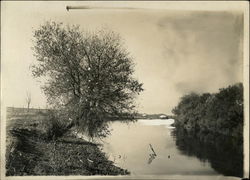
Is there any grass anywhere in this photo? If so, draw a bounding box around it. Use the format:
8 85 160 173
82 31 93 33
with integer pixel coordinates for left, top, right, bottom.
5 107 130 176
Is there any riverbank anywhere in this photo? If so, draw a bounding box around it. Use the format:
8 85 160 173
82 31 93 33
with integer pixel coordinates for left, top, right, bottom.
6 109 129 176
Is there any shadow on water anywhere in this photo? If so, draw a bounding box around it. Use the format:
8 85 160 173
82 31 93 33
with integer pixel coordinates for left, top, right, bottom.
171 128 243 177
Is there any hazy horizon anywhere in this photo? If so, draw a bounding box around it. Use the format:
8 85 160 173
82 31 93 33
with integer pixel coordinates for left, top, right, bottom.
1 1 244 114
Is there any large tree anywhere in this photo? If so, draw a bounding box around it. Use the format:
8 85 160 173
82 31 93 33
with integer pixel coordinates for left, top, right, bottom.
32 21 143 138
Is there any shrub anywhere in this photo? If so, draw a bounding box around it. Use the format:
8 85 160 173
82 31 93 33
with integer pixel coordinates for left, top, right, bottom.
172 83 243 137
42 110 72 140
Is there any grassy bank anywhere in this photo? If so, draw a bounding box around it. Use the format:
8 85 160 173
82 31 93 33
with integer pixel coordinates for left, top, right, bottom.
6 107 129 176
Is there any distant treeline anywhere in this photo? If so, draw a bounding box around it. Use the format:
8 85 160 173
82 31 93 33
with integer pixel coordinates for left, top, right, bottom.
6 107 172 121
172 83 243 137
7 107 49 113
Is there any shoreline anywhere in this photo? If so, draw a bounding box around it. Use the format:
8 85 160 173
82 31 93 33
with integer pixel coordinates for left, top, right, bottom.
6 110 130 176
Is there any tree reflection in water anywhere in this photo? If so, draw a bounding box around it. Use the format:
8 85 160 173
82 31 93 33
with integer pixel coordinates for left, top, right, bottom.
172 128 243 177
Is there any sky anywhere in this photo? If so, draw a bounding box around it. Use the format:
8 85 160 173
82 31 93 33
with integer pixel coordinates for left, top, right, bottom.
1 1 247 114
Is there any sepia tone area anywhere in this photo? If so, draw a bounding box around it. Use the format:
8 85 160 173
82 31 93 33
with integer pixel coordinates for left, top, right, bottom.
1 1 248 179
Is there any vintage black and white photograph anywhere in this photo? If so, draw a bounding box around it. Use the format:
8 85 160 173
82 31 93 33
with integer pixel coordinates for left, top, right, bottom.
1 1 249 179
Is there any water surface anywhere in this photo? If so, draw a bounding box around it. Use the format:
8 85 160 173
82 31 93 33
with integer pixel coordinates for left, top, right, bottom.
102 119 220 176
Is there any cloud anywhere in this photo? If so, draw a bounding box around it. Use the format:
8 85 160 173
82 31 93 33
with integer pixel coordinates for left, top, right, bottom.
156 11 243 94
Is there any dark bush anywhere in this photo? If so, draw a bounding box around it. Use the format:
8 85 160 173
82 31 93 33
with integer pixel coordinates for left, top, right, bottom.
172 83 243 137
45 111 72 140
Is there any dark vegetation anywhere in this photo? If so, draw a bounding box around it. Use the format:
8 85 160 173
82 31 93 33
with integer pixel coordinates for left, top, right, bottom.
6 108 129 176
172 83 243 137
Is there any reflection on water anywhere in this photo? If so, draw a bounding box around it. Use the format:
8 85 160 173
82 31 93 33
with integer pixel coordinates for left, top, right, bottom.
102 119 219 175
172 128 243 177
148 144 157 164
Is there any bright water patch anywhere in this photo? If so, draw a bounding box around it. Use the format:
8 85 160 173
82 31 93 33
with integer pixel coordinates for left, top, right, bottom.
139 119 175 127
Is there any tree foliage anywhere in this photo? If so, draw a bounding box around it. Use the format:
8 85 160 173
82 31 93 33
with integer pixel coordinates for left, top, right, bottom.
31 21 143 138
172 83 243 137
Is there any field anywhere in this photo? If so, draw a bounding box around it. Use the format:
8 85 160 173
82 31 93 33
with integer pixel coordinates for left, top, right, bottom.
5 107 129 176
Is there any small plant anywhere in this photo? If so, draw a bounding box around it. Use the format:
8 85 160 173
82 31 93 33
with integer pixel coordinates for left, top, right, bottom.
46 111 70 140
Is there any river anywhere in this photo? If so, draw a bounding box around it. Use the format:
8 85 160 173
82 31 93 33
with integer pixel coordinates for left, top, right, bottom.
102 119 243 177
